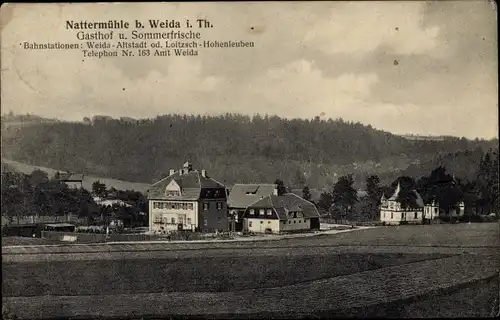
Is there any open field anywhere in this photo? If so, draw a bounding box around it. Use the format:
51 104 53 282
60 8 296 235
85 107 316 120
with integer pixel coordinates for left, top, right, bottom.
1 236 66 246
2 222 499 318
336 275 499 318
3 254 497 318
2 253 450 297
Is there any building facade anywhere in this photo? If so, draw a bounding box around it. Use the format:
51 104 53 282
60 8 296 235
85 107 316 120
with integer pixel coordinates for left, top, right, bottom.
380 183 425 225
423 200 465 220
147 162 228 234
227 184 278 231
242 193 321 233
61 173 84 189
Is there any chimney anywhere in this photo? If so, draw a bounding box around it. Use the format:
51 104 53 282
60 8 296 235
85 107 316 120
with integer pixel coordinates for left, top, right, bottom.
169 169 175 176
201 169 207 178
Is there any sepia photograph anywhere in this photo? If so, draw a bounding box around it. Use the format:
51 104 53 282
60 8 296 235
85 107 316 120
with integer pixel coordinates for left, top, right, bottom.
1 1 499 319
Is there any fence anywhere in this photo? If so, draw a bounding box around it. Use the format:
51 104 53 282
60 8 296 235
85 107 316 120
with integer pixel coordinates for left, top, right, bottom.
41 231 106 243
107 234 158 242
1 214 88 227
39 230 237 244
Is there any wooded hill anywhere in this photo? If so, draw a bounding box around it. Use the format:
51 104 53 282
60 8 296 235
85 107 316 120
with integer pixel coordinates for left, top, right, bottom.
1 113 497 189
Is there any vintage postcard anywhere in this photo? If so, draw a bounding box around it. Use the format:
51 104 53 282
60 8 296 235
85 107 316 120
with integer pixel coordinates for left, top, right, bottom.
1 1 499 319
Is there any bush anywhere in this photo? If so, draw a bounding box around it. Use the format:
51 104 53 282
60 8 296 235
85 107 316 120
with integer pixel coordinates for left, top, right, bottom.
167 231 204 241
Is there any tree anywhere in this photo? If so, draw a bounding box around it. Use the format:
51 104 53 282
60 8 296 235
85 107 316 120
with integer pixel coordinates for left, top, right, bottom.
366 175 382 205
317 192 333 215
475 149 499 215
417 166 464 215
302 185 312 202
364 175 382 221
274 179 287 196
29 169 49 186
332 175 358 223
92 180 107 197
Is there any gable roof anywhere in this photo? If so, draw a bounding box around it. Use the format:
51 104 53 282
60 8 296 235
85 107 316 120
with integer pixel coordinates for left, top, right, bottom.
384 182 424 208
228 184 277 208
147 170 225 200
246 193 320 220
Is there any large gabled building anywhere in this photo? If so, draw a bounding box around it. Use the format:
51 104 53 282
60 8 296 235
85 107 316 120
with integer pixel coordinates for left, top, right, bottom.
227 184 278 231
147 162 228 234
241 193 321 233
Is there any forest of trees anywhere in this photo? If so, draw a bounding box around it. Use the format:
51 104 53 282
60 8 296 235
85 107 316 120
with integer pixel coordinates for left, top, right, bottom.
1 113 497 189
1 165 147 227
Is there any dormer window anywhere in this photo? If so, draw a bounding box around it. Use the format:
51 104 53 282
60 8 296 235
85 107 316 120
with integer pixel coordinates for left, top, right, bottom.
249 209 255 215
259 209 265 216
165 190 180 197
266 209 272 216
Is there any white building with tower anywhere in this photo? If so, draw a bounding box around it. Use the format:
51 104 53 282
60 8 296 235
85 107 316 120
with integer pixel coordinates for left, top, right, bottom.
380 182 425 225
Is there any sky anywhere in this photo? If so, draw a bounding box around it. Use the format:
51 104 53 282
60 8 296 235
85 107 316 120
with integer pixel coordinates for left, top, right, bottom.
1 1 498 139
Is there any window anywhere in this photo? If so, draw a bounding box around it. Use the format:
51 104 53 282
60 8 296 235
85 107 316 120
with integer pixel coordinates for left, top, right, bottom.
178 217 184 224
383 212 385 218
171 203 176 209
294 220 296 224
171 217 176 224
391 212 393 219
249 221 253 227
188 203 193 210
182 203 187 210
434 208 438 213
402 213 406 220
266 209 272 216
414 212 418 219
268 221 271 224
203 203 209 211
249 209 255 215
204 218 208 226
217 202 222 210
299 220 302 223
187 218 192 224
260 221 263 224
259 209 265 216
289 221 291 224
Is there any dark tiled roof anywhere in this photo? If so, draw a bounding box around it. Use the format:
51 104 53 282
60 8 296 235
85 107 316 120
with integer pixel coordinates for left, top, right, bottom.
147 170 225 200
228 184 277 208
247 193 320 220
